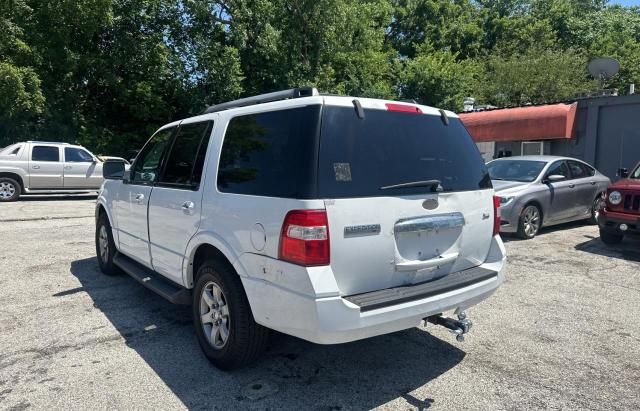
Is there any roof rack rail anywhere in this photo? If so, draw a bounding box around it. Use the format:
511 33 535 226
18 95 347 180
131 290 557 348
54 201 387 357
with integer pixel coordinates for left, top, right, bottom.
26 141 70 145
203 87 319 114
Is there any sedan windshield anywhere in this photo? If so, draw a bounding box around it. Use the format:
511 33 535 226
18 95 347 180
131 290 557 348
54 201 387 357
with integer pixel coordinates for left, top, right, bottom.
487 160 547 182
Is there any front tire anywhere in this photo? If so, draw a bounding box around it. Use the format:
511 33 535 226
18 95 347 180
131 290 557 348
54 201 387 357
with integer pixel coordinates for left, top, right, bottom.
192 260 269 370
600 230 623 245
96 213 120 275
588 195 604 225
0 177 21 202
517 204 542 239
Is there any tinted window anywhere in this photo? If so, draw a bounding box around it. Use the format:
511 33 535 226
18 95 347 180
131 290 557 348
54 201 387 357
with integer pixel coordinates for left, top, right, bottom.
318 107 491 198
217 106 321 198
579 162 595 177
32 146 60 162
567 160 588 179
546 161 570 179
487 160 547 182
131 128 174 184
160 122 212 188
65 147 94 162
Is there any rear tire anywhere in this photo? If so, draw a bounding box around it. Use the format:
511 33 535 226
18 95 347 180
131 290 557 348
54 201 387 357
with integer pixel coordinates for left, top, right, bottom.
600 230 623 245
588 195 604 225
517 204 542 239
0 177 21 202
96 213 120 275
192 259 269 370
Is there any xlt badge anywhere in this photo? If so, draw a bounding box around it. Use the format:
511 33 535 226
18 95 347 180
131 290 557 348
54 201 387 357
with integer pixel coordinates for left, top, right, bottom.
344 224 381 238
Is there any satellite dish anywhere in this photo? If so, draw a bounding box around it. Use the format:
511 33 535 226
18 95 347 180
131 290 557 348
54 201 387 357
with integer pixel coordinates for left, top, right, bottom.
588 58 620 89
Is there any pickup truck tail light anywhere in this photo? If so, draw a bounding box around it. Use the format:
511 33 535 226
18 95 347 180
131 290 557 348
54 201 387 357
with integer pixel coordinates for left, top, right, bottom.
279 210 330 266
493 195 501 236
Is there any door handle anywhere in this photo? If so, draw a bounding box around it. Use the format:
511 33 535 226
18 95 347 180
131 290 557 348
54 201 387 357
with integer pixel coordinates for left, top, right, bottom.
134 193 145 203
590 181 596 185
64 166 72 170
181 201 195 210
569 184 575 188
32 165 40 169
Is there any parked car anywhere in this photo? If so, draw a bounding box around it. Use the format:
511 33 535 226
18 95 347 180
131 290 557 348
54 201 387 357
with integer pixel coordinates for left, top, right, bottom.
0 141 112 202
487 156 610 239
598 162 640 244
95 87 507 370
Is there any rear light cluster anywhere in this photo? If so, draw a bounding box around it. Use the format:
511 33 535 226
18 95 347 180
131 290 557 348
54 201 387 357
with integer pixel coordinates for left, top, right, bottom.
279 210 330 266
493 195 501 236
385 103 423 114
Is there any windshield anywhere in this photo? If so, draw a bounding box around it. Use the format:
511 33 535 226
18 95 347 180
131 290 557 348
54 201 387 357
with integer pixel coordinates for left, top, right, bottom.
317 107 491 198
487 160 547 182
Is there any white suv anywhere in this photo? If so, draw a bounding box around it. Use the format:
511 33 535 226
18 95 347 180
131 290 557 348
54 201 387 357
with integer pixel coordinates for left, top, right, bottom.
95 88 506 370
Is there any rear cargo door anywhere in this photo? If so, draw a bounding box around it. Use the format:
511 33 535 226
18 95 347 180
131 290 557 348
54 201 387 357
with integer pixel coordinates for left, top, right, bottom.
318 102 494 296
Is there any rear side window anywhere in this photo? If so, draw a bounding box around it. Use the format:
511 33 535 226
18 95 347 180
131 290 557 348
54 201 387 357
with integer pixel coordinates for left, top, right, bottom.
318 107 491 198
217 105 322 198
65 147 94 162
159 121 212 188
32 146 60 162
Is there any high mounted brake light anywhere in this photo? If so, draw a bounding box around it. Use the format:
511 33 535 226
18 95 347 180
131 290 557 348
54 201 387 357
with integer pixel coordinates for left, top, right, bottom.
279 210 330 266
385 103 423 114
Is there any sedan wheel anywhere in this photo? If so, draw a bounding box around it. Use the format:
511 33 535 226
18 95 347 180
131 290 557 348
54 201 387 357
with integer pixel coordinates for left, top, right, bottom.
518 205 541 239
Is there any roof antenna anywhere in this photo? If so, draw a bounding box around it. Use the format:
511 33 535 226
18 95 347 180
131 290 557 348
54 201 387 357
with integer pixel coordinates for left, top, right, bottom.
352 99 365 119
439 109 449 126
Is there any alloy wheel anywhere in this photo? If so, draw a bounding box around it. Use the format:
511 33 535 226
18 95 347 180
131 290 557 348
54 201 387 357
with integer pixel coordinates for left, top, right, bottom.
200 281 230 349
0 182 16 200
523 206 540 237
98 225 109 263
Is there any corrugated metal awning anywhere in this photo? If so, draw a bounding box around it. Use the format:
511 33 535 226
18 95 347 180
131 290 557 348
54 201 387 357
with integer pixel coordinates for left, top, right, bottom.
459 103 578 142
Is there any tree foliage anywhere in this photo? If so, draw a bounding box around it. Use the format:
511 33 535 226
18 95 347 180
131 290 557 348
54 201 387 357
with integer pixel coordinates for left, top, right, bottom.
1 0 639 153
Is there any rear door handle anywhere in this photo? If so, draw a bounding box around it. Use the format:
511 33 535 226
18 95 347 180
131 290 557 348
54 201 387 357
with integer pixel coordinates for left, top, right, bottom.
32 165 40 170
181 201 195 211
134 193 145 203
569 184 575 188
590 181 596 185
64 166 72 170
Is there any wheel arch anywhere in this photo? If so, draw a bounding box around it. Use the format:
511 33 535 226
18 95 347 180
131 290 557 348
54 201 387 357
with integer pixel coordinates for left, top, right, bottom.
184 233 242 289
521 199 545 226
0 172 25 191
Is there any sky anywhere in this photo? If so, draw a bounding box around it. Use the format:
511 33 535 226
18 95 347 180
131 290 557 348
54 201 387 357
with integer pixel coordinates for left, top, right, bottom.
611 0 640 6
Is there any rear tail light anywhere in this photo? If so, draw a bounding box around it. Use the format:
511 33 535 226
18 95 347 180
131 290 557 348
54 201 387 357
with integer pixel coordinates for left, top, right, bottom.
279 210 330 266
493 195 501 236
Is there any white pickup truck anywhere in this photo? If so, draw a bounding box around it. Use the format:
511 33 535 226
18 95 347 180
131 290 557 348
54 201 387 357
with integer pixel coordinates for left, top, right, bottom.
0 141 124 201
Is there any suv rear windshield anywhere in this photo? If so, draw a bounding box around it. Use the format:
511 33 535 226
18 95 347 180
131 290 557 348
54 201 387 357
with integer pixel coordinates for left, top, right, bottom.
317 107 491 198
217 104 490 199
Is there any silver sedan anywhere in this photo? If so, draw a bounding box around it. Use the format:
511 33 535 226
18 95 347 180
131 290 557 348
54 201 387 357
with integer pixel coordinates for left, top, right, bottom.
488 156 611 239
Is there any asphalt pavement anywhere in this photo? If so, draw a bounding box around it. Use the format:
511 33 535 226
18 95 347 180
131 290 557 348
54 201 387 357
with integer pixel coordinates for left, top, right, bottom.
0 197 639 410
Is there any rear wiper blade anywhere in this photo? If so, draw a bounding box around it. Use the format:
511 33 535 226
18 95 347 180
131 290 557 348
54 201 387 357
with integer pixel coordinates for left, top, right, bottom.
379 179 443 192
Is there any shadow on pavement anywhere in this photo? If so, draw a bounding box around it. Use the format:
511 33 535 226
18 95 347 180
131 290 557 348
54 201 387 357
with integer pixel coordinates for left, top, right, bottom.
501 220 590 243
69 257 465 409
575 235 640 262
19 194 98 201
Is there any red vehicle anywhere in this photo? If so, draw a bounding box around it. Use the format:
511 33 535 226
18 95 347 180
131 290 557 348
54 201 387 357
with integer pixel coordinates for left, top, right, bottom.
598 162 640 244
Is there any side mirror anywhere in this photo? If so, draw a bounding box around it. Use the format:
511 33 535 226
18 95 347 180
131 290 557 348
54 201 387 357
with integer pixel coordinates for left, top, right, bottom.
103 160 126 180
546 174 566 183
617 168 629 178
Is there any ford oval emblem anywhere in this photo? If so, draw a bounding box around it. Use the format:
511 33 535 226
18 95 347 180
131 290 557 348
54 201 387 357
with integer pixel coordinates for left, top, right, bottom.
422 199 439 210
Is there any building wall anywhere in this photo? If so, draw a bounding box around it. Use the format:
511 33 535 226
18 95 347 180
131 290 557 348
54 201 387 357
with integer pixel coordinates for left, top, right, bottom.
485 94 640 179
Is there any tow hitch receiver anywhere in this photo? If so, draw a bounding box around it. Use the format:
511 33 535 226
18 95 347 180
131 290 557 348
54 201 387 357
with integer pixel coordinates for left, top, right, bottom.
426 312 473 342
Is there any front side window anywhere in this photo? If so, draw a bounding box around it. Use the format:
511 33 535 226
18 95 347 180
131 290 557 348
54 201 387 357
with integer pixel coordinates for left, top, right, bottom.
632 164 640 179
32 146 60 162
217 106 322 198
546 161 570 179
131 128 175 184
65 147 94 162
159 121 212 188
487 160 547 183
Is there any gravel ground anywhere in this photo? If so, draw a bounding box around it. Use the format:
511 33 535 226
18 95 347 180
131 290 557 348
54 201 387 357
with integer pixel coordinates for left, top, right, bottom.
0 197 639 410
